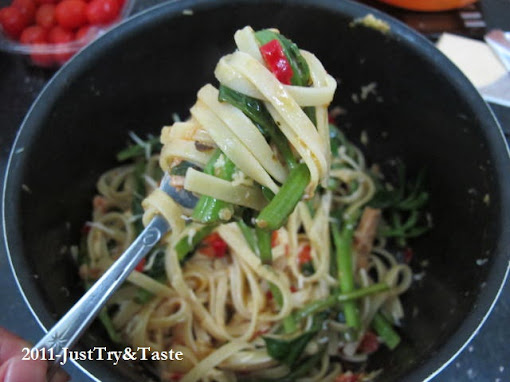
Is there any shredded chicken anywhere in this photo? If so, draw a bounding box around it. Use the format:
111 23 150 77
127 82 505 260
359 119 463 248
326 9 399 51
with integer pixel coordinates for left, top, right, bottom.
353 207 381 269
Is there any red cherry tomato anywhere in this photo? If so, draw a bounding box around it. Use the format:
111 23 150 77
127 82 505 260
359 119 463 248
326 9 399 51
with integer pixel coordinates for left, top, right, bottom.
76 24 96 45
86 0 120 25
0 6 28 39
35 4 56 29
20 25 47 44
75 24 91 40
12 0 36 25
48 25 75 63
48 25 73 43
35 0 58 5
55 0 87 29
30 43 54 67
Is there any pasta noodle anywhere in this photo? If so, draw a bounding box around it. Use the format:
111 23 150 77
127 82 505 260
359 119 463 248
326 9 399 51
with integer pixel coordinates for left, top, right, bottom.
77 26 429 382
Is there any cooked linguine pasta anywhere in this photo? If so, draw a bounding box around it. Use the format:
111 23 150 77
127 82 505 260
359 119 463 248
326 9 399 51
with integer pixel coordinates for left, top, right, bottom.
77 27 429 382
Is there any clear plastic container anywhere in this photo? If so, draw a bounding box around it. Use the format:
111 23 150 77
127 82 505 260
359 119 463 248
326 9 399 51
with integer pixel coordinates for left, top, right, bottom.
0 0 135 67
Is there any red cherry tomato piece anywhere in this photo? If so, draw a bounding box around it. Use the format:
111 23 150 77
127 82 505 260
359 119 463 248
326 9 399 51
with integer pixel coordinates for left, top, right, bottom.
12 0 36 25
48 25 75 64
86 0 120 25
35 4 56 29
20 25 47 44
56 0 87 29
0 7 28 39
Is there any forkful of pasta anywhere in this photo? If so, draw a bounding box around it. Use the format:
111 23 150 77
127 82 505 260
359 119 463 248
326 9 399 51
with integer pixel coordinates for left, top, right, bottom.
34 25 336 376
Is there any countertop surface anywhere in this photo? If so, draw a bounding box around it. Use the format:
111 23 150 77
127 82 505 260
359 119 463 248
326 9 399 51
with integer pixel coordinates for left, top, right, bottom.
1 1 510 381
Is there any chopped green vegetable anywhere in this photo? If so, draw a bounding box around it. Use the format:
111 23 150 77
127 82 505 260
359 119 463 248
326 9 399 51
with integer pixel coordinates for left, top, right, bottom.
256 227 272 265
293 283 389 321
301 261 315 276
372 312 401 350
237 220 258 253
370 162 430 247
192 150 235 223
256 163 310 231
117 136 161 161
218 85 296 169
98 308 121 343
261 186 275 202
174 225 216 262
263 312 326 367
331 218 361 330
329 124 358 159
251 347 325 382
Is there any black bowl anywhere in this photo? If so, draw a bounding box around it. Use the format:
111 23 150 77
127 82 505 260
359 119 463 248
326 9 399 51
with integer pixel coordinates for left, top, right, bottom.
3 0 510 381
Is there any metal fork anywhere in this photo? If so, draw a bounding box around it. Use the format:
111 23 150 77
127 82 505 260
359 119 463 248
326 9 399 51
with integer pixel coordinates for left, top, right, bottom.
34 173 196 380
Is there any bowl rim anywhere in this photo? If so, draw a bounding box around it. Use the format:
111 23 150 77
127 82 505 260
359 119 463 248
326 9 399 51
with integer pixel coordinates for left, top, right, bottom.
2 0 510 381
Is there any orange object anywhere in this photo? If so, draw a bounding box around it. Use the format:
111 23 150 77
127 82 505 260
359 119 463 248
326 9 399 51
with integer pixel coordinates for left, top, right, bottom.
374 0 477 12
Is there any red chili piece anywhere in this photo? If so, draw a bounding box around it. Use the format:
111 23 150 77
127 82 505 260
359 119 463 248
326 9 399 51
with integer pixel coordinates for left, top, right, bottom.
298 244 312 265
169 372 183 381
335 372 361 382
199 232 228 258
271 230 278 247
358 331 380 354
134 257 146 272
403 247 414 264
259 39 293 85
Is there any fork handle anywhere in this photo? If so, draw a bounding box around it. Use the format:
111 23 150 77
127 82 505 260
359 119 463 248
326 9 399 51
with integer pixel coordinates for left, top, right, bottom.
34 215 170 378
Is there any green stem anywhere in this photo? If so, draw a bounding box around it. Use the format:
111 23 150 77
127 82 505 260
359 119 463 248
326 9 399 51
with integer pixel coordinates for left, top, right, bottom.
331 219 360 330
256 227 272 264
256 163 310 231
293 283 389 321
117 136 161 161
218 85 297 169
174 225 216 262
192 150 235 223
98 309 121 343
237 220 258 253
372 312 401 350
